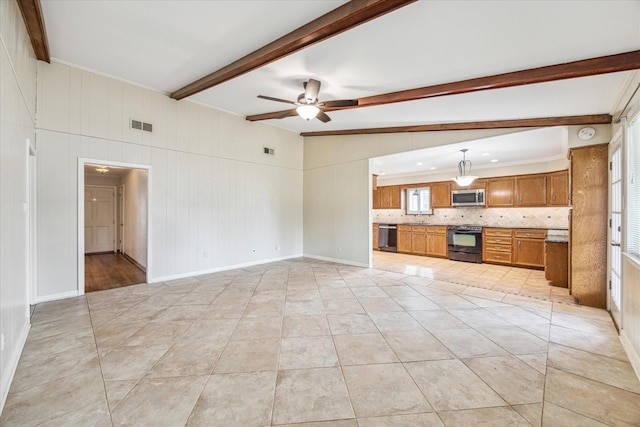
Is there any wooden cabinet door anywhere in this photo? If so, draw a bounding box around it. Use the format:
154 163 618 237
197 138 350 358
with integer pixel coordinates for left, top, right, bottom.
379 187 391 208
372 188 381 209
514 238 545 268
516 174 547 206
548 171 568 206
487 178 515 207
430 182 451 208
426 233 447 257
390 186 401 209
397 226 412 253
372 224 379 250
411 232 426 255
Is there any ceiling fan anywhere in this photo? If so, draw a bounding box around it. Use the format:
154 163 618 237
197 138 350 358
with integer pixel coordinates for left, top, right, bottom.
257 78 358 122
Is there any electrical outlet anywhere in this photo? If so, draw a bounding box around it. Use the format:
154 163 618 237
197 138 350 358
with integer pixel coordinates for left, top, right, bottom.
1 333 5 352
337 246 342 252
275 245 281 251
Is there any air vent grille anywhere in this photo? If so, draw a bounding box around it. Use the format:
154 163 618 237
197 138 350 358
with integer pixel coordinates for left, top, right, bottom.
131 119 153 132
263 147 275 155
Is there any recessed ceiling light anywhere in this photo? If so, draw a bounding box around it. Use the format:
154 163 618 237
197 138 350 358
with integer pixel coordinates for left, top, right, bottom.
482 152 490 156
379 172 386 175
416 162 423 166
429 167 436 170
490 159 498 163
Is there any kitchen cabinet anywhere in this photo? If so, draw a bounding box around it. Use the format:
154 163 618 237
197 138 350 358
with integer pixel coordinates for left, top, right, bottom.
516 174 547 207
373 224 379 250
426 225 448 257
545 241 568 287
486 178 515 207
397 225 412 253
569 144 608 308
483 228 513 265
375 186 401 209
430 182 451 208
411 226 427 255
548 170 569 206
513 229 546 268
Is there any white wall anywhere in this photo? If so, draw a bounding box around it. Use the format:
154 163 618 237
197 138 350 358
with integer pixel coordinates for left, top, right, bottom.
122 169 147 268
36 61 304 301
0 0 36 412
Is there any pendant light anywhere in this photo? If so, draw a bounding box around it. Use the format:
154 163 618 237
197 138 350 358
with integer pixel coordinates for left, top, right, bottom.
452 149 478 187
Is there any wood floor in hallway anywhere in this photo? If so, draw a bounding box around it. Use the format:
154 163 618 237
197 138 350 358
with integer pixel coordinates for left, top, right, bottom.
84 252 146 292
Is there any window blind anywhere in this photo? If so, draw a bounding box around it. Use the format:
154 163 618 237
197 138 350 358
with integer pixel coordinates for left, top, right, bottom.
627 112 640 258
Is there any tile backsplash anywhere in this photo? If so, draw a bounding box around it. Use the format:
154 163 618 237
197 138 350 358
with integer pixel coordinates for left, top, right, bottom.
373 207 570 229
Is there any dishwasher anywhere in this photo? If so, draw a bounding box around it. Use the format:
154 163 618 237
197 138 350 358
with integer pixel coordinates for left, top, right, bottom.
378 224 397 252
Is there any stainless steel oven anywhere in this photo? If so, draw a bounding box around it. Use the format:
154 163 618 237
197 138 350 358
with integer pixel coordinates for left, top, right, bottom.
447 225 483 263
378 224 397 253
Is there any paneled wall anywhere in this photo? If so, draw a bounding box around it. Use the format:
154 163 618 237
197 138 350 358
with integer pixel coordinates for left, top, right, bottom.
0 0 36 412
36 61 304 301
622 256 640 376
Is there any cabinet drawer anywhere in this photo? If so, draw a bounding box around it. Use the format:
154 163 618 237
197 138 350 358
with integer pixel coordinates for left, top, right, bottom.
411 226 426 233
484 251 513 264
484 244 512 253
484 228 513 238
485 236 512 246
426 226 447 234
398 225 411 232
514 229 546 239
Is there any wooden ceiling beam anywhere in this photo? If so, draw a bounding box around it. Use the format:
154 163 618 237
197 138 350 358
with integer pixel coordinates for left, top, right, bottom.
247 50 640 122
299 114 612 137
170 0 416 100
16 0 50 63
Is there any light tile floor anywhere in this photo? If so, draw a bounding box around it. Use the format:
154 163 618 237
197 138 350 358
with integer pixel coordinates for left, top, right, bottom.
2 254 640 426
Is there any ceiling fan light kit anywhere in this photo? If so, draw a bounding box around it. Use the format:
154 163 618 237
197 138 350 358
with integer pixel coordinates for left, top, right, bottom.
297 104 320 120
452 149 478 187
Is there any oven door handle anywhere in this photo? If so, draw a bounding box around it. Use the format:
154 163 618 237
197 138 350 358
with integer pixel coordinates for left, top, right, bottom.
451 230 480 234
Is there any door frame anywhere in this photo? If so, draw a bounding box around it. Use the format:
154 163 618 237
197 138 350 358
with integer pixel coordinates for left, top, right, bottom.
119 183 125 253
78 158 151 296
84 184 117 254
608 129 624 327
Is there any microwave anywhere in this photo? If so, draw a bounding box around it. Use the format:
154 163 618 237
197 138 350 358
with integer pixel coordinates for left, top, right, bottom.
451 189 485 207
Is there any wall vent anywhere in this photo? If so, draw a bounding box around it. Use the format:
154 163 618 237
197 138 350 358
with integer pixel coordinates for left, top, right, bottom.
263 147 275 155
131 119 153 132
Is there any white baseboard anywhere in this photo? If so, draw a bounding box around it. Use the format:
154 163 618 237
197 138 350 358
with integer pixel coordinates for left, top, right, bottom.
35 290 80 304
620 331 640 382
0 321 30 415
150 254 304 283
302 253 369 268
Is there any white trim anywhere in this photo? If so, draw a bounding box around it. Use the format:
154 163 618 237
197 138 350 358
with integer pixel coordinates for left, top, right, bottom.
620 331 640 382
302 253 369 268
150 254 303 283
78 158 151 296
35 290 81 304
0 322 30 415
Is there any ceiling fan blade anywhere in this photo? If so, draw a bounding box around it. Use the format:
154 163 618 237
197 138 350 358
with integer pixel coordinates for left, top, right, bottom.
276 109 299 119
318 99 359 108
258 95 297 105
316 111 331 123
304 78 321 102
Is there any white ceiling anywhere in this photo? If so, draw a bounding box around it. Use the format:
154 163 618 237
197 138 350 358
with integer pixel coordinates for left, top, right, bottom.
40 0 640 175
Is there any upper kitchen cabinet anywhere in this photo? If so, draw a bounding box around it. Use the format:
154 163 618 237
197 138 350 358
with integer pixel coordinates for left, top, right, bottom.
515 174 547 207
374 186 401 209
548 170 569 206
486 177 515 207
430 182 451 208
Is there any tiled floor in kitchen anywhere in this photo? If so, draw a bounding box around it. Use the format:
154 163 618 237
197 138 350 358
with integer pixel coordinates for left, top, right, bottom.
2 253 639 426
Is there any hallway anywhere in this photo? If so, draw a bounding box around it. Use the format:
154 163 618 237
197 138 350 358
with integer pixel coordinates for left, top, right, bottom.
85 253 146 292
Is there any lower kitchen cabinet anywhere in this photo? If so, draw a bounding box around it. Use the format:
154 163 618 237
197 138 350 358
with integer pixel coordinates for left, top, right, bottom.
426 226 448 257
513 229 546 268
373 224 379 250
397 225 412 253
483 228 513 265
545 241 568 287
411 226 427 255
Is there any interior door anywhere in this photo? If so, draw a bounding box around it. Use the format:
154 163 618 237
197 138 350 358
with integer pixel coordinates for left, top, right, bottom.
85 186 115 253
609 135 622 327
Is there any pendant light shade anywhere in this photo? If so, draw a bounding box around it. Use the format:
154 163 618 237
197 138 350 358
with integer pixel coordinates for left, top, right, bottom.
452 149 478 187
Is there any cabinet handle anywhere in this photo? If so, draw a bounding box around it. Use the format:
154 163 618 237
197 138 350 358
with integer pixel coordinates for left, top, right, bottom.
518 241 521 247
552 195 556 201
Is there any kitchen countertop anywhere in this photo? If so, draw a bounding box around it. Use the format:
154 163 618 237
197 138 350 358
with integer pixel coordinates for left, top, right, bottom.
375 223 569 232
546 236 569 243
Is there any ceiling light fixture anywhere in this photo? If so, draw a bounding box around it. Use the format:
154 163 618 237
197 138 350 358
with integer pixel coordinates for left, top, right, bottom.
452 149 478 187
95 165 109 174
296 104 320 121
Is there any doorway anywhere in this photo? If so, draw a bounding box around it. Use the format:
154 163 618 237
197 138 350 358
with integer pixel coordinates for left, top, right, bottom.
79 159 150 294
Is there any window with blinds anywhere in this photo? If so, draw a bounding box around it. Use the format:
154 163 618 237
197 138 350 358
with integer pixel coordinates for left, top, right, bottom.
406 187 432 215
627 112 640 259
